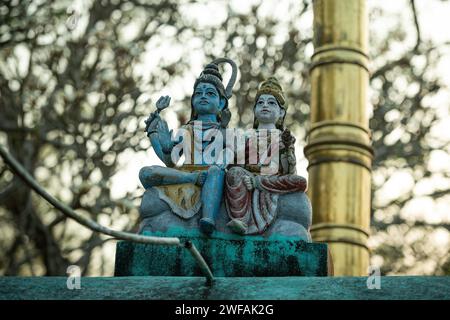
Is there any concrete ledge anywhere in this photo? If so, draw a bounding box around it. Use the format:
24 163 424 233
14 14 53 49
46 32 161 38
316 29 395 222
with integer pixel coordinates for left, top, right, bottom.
0 276 449 300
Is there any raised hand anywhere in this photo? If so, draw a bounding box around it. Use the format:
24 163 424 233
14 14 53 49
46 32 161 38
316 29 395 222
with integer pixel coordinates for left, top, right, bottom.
156 95 171 112
157 118 173 153
144 96 171 136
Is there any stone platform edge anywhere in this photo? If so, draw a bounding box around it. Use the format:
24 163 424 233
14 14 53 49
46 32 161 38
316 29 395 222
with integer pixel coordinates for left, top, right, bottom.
0 276 449 300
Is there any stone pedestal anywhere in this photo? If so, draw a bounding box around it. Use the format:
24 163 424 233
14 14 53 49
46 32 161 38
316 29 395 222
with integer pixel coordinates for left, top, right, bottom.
114 230 330 277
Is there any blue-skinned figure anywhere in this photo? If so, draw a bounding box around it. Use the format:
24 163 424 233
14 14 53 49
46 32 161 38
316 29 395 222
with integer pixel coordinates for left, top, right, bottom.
140 58 237 235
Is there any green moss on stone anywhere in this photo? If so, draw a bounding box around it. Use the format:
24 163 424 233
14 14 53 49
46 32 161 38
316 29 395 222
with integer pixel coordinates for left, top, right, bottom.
114 229 328 277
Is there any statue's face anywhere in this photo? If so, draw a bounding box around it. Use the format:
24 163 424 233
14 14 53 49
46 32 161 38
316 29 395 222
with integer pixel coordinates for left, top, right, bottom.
192 82 224 116
254 94 285 125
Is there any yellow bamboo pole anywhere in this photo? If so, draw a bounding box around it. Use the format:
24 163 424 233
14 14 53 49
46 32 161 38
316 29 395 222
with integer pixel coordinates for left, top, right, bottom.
305 0 373 276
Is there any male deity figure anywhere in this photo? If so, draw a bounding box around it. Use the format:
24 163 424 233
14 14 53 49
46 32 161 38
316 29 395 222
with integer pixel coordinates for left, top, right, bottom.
140 58 237 235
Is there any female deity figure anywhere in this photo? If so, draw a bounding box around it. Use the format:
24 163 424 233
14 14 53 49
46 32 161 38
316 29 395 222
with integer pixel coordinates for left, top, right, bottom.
225 77 308 235
140 58 237 235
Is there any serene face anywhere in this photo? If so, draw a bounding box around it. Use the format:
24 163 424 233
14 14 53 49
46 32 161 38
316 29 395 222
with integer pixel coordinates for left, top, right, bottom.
192 82 225 116
254 94 285 125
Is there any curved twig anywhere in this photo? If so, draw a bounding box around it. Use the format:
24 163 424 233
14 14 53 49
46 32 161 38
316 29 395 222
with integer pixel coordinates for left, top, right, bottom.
410 0 421 51
0 143 180 245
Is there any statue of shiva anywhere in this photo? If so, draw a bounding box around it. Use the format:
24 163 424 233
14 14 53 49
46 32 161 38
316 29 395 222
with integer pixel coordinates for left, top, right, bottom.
139 58 237 235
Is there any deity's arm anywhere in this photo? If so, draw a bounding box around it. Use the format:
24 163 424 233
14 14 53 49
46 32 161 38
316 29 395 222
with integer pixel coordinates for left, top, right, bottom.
148 132 175 167
143 95 178 167
145 113 177 167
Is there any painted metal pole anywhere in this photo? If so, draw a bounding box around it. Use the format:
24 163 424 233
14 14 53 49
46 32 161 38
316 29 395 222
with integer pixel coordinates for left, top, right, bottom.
305 0 373 276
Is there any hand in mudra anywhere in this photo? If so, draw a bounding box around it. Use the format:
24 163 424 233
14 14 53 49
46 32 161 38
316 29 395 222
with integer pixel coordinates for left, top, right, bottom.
145 96 171 137
156 95 171 112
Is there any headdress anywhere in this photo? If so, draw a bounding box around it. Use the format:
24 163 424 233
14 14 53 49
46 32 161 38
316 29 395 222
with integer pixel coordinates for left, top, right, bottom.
255 77 286 109
253 77 288 130
190 58 238 128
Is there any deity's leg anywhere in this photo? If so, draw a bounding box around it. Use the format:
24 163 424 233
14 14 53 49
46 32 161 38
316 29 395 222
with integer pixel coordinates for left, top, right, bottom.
199 165 225 235
224 166 252 234
138 165 200 189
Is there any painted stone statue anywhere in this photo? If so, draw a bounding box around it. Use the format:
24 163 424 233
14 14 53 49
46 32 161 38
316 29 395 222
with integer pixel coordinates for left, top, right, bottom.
115 60 330 279
139 58 237 235
138 59 312 241
225 77 309 236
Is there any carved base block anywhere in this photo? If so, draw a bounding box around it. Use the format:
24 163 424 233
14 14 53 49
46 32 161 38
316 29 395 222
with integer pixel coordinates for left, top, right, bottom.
114 230 330 277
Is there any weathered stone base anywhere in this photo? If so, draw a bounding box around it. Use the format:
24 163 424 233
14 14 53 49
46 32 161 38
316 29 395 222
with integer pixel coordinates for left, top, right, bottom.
114 230 329 277
1 276 449 300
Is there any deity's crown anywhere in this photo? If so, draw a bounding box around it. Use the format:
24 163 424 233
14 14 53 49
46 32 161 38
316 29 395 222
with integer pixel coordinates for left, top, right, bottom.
194 62 226 99
190 58 238 128
255 77 287 109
